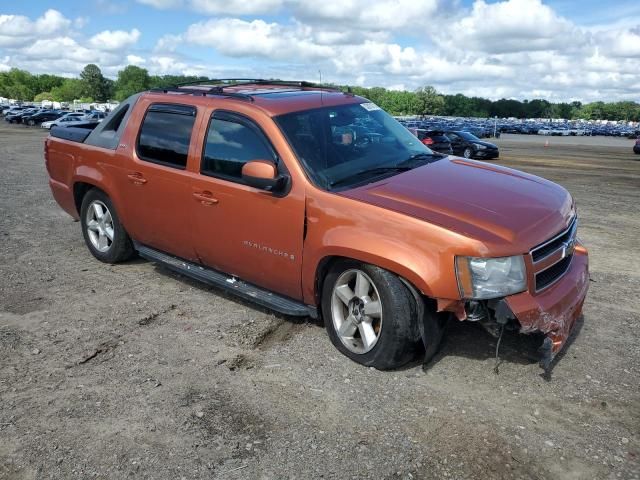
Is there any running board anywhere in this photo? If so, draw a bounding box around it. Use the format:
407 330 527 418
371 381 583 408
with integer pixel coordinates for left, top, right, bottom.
135 243 316 318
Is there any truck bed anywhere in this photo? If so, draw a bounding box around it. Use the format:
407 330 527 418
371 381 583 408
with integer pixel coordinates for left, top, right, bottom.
50 122 100 143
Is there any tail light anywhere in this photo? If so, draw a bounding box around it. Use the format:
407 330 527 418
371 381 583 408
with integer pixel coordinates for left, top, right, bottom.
421 137 434 145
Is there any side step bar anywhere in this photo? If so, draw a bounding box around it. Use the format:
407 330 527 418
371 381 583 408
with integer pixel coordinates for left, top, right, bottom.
135 243 316 318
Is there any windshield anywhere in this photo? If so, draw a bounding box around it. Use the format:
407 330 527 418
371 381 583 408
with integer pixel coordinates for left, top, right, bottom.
457 131 481 141
276 102 439 190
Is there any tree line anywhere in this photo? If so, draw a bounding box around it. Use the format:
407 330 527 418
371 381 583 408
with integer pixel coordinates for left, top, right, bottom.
1 64 639 121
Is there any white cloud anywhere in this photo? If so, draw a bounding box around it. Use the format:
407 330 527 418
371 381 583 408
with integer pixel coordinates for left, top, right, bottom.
184 18 333 60
89 28 141 51
0 9 71 47
127 54 146 65
293 0 440 31
440 0 583 53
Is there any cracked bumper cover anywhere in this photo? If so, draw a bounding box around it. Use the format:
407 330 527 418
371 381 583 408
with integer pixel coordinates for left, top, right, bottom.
505 245 589 358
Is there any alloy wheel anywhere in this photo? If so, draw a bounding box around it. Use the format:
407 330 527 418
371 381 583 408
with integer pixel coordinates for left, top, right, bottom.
85 200 114 252
331 269 383 354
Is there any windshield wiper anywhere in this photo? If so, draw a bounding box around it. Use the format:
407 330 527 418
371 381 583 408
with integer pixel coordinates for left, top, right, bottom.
329 166 413 188
398 152 446 166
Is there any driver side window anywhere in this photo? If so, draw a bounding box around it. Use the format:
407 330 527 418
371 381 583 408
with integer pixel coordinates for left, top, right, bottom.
201 113 277 181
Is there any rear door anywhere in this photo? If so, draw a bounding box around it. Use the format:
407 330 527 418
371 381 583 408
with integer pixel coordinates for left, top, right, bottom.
446 132 465 155
114 101 200 261
189 110 305 300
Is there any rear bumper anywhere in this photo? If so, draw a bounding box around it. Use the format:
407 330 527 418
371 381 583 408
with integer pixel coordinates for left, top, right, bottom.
49 179 79 220
505 246 589 359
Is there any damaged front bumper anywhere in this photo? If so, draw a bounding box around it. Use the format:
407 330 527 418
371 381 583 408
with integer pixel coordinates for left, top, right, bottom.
438 244 589 376
505 244 589 374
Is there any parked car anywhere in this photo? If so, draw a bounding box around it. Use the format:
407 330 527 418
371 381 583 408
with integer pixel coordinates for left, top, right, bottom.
56 111 107 128
44 80 588 374
408 128 453 155
6 108 41 124
84 111 107 122
444 130 499 159
14 108 46 124
2 105 26 116
41 112 86 129
634 138 640 155
22 110 64 126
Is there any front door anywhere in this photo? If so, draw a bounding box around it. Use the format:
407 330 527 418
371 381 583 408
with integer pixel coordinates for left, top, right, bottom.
115 102 199 261
189 110 305 300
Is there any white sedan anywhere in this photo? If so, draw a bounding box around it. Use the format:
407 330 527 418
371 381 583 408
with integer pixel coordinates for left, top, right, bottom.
41 112 86 129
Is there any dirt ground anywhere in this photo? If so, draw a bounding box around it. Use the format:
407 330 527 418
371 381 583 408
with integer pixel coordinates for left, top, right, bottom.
1 123 639 480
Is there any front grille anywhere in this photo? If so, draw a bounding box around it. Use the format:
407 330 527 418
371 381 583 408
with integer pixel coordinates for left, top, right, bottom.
531 217 577 262
530 216 578 292
535 255 573 290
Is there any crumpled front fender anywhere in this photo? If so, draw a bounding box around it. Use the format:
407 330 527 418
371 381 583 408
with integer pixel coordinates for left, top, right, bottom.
505 246 589 361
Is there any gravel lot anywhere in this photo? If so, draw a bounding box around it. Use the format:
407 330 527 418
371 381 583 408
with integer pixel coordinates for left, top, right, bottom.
1 123 639 480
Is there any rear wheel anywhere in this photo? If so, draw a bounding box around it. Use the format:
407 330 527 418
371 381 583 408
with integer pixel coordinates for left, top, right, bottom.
80 189 134 263
322 260 422 370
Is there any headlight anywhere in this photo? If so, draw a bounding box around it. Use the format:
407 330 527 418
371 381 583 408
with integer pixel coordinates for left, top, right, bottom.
455 255 526 299
476 144 486 150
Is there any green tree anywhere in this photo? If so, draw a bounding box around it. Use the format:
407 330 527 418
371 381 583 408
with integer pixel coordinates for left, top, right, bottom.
50 79 85 102
0 68 37 100
415 86 445 116
114 65 151 101
34 91 55 102
80 64 109 102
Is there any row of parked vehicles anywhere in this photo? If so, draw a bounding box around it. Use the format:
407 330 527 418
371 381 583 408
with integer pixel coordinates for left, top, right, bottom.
1 105 106 129
400 117 639 139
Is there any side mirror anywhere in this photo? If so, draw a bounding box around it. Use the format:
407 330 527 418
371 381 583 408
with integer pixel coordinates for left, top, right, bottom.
241 160 288 192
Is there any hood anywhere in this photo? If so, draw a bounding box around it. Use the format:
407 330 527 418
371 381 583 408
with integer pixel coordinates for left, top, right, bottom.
474 140 498 149
339 157 574 250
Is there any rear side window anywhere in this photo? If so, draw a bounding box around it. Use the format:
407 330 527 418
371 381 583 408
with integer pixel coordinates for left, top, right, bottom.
201 112 277 181
137 103 196 169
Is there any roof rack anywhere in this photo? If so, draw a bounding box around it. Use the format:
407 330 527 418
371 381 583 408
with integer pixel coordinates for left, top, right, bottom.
150 86 255 102
149 78 342 102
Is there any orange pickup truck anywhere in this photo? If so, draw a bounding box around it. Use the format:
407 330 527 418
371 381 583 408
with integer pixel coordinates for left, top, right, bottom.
45 80 588 374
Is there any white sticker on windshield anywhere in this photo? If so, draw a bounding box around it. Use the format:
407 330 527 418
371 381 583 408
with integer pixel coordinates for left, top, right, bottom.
360 102 381 111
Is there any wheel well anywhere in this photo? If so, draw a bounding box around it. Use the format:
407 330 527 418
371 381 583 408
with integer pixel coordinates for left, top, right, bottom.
314 255 426 305
73 182 99 214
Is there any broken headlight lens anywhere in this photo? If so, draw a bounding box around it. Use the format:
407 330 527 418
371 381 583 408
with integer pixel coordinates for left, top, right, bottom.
456 255 526 299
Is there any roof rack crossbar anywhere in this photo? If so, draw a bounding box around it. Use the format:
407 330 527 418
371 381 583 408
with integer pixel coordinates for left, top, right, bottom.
149 86 254 102
170 78 340 92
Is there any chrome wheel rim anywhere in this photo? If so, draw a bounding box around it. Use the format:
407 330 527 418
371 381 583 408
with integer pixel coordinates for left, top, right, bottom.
464 148 472 158
86 200 114 253
331 269 383 354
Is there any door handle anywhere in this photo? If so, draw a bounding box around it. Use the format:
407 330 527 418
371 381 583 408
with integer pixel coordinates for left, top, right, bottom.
193 191 219 205
127 173 147 185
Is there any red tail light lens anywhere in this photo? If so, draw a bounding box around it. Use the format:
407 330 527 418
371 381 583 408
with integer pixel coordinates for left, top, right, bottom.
421 137 434 145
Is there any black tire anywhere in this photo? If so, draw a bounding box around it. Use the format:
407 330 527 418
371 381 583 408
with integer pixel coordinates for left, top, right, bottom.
463 147 473 159
80 189 134 263
322 260 423 370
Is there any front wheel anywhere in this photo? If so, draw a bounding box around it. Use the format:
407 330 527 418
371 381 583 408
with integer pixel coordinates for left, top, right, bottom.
322 260 423 370
80 189 134 263
463 147 473 159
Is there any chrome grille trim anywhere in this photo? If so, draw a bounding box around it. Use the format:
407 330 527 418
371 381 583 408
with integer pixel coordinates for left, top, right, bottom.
530 216 578 292
530 216 577 264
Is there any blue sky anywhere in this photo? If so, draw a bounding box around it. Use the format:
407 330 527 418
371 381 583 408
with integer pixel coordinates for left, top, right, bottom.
1 0 639 102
